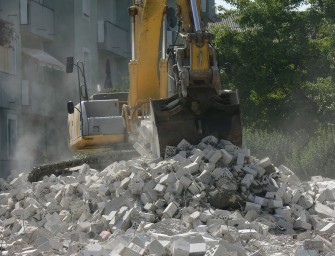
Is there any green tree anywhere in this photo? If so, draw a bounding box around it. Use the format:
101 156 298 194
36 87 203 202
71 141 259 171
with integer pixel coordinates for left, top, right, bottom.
211 0 335 133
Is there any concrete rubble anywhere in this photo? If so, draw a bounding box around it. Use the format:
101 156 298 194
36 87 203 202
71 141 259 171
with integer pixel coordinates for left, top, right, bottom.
0 136 335 255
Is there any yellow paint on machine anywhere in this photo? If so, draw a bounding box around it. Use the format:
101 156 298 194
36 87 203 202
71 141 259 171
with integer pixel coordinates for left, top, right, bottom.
128 1 167 111
69 134 125 151
191 41 210 71
67 110 125 151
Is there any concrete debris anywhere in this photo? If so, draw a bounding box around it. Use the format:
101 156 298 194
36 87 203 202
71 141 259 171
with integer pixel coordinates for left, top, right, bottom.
0 136 335 255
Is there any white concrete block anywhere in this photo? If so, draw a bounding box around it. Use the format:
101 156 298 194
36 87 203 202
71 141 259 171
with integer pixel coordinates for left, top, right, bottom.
155 199 166 209
267 199 283 209
315 202 335 218
193 155 203 164
189 242 207 255
238 229 262 240
274 207 292 220
147 240 165 256
292 189 303 204
143 203 156 212
159 173 177 185
120 242 145 256
251 222 269 236
319 222 335 234
245 202 261 213
180 176 192 188
297 232 313 241
197 142 208 150
196 170 212 184
176 168 188 179
188 182 201 195
265 191 281 200
236 153 245 166
147 189 158 202
190 149 205 161
254 196 268 207
205 150 216 161
282 189 293 205
216 177 238 191
212 168 225 180
257 157 272 168
298 194 314 209
140 193 152 205
202 135 219 145
277 219 294 230
241 174 254 188
184 162 200 174
242 166 257 177
154 173 166 183
209 150 223 163
77 221 91 232
244 210 259 222
318 189 332 202
177 139 192 150
188 211 201 223
171 238 190 256
163 202 178 218
120 177 131 189
201 163 216 172
154 184 166 193
291 204 304 217
130 177 144 194
205 243 229 256
115 208 136 231
165 146 177 159
303 240 324 251
221 149 233 165
200 210 213 223
294 219 312 230
140 212 155 222
228 219 250 229
2 217 15 227
166 180 184 195
220 168 233 180
250 164 266 177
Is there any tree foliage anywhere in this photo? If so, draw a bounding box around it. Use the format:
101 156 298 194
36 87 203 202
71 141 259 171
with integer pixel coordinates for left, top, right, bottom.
211 0 335 133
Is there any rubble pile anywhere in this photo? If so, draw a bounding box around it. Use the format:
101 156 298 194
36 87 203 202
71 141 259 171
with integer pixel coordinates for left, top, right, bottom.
1 136 335 255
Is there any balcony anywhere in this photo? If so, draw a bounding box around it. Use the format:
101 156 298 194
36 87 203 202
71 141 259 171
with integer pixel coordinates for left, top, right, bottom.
98 20 131 59
20 0 54 41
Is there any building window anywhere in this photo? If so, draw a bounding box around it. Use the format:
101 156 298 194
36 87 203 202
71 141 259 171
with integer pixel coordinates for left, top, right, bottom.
82 0 90 18
7 115 17 158
0 45 16 74
0 20 16 74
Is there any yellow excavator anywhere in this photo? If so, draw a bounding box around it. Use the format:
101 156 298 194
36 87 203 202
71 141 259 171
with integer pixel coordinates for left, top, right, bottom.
66 0 242 158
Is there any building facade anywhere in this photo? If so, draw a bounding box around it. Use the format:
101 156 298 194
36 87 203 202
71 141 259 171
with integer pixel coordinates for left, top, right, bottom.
0 0 216 178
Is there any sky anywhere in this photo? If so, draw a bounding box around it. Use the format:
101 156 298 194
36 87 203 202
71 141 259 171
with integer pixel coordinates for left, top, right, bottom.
214 0 309 10
215 0 234 9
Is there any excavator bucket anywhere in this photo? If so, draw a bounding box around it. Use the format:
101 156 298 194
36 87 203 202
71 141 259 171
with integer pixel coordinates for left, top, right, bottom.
150 90 242 157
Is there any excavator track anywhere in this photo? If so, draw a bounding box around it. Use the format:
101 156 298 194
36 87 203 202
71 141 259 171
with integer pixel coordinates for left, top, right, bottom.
28 150 139 183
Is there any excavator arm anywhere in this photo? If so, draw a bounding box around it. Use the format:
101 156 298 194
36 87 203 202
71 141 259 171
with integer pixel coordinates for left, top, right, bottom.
149 0 242 156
